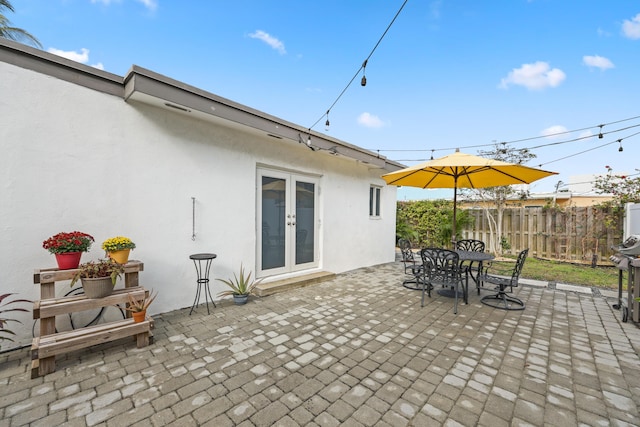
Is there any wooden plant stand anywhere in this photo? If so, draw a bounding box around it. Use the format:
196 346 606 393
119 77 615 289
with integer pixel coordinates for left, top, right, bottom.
31 261 153 378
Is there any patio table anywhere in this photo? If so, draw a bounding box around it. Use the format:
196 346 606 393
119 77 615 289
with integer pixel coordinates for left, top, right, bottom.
437 250 494 298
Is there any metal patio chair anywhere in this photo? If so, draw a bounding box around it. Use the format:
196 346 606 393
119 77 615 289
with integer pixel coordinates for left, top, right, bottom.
456 239 486 289
398 238 422 289
419 248 468 314
479 248 529 310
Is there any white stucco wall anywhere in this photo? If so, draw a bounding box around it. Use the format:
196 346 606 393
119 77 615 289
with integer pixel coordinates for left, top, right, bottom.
0 60 397 350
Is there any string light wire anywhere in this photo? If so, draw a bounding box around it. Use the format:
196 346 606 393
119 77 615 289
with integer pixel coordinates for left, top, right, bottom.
307 0 409 132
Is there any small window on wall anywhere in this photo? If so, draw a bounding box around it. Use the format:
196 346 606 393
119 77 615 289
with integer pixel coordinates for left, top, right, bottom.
369 186 381 218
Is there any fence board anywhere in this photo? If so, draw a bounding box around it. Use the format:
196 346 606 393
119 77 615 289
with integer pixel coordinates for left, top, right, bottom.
462 206 623 264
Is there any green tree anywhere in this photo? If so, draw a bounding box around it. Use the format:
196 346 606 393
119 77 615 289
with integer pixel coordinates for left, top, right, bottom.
594 166 640 236
0 0 41 48
459 142 536 254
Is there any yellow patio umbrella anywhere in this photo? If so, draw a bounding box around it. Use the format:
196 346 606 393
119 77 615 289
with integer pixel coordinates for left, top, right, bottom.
382 149 558 245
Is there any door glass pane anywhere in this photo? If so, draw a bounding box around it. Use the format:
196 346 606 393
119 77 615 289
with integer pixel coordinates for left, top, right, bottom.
262 176 286 270
295 181 315 264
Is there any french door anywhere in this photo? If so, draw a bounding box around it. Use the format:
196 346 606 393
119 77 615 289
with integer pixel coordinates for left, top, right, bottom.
257 169 319 276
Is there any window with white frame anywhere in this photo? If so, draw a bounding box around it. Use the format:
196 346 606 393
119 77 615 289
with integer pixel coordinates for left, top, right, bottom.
369 186 381 218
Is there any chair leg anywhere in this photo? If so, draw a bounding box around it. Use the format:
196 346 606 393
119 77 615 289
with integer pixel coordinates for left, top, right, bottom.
480 285 525 311
453 282 458 314
420 279 432 307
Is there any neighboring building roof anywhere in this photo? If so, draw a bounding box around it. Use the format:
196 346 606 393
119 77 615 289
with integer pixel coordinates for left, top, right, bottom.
0 38 404 172
460 191 613 208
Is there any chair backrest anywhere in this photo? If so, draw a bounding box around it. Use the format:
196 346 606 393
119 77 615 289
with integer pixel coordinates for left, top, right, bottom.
456 239 485 252
511 248 529 282
420 248 461 284
398 238 415 263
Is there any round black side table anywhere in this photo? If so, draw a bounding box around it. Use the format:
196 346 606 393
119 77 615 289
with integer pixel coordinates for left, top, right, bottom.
189 253 217 315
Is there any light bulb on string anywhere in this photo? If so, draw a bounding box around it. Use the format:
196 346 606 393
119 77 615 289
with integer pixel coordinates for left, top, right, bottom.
598 124 604 139
361 59 367 86
325 110 330 131
618 140 623 152
430 149 434 160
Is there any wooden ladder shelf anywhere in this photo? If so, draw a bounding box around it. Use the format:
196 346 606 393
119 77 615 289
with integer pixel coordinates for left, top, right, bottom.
31 260 153 378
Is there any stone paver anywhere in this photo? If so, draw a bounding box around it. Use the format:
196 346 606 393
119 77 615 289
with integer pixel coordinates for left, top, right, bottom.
1 261 640 426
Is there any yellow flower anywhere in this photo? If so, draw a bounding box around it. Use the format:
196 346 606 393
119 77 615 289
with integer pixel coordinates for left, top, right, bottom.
101 236 136 252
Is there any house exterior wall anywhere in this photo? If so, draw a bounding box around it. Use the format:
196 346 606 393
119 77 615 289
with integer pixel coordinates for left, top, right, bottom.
0 56 397 350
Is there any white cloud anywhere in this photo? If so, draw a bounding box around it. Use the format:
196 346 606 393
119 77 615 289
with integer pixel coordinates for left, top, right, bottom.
47 47 105 70
541 125 568 139
499 61 566 90
91 0 157 11
357 112 385 128
583 55 614 70
579 130 593 139
136 0 157 11
249 30 286 55
47 47 90 63
622 13 640 39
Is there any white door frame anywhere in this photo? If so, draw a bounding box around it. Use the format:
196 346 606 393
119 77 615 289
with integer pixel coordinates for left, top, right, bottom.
257 168 319 277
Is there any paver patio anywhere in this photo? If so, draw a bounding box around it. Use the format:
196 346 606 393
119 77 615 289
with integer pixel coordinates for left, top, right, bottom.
1 261 639 426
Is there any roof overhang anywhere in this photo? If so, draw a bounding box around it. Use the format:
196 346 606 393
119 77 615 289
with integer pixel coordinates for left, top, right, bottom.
123 66 404 171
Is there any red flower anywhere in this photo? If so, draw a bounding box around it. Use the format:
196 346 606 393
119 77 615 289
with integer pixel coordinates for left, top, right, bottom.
42 231 94 254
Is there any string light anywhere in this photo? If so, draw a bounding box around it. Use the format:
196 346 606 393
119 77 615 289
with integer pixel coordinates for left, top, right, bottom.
618 139 623 152
325 110 330 131
307 0 408 132
598 124 604 139
361 60 367 87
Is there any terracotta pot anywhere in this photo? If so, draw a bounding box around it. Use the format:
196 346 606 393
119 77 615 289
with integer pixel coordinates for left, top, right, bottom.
108 249 131 264
55 252 82 270
81 277 114 298
132 310 146 323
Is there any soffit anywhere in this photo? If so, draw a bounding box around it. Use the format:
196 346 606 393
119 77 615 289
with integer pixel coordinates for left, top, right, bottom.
124 66 404 171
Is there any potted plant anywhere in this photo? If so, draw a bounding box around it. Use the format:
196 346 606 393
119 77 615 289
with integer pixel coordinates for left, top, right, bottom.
70 258 125 298
0 293 32 351
42 231 94 270
125 289 157 323
101 236 136 264
216 264 262 305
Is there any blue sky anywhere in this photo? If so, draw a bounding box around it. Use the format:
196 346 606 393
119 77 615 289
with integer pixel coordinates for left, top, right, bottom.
10 0 640 200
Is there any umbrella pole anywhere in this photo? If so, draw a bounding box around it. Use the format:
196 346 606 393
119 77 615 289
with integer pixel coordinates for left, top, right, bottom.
451 180 458 249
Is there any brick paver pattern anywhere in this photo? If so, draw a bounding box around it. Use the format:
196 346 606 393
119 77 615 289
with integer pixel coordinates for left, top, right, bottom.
1 262 639 426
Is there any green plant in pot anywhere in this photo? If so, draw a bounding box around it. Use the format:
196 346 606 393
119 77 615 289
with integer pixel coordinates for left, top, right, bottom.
216 264 262 305
125 289 157 323
70 258 125 298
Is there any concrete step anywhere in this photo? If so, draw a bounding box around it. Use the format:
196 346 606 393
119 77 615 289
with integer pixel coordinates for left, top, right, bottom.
255 271 335 297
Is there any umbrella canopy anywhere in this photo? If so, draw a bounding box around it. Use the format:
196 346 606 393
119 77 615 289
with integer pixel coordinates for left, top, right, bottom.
382 150 557 246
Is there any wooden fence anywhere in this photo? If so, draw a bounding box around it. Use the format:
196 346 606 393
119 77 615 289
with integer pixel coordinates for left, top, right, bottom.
461 206 623 265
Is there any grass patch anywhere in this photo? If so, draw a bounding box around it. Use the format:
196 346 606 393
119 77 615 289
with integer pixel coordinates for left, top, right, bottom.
494 255 620 289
